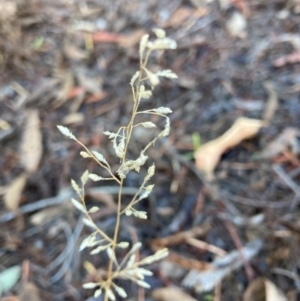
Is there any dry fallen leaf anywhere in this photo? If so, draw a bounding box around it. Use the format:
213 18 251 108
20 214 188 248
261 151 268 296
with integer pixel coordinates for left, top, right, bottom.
163 7 207 28
219 0 231 10
194 117 263 178
54 71 74 108
262 81 278 125
63 43 89 60
20 110 42 173
0 119 11 130
152 287 197 301
30 205 68 225
4 173 27 212
19 282 41 301
63 113 84 125
182 240 263 292
243 277 287 301
159 260 186 280
76 69 102 94
151 225 212 271
0 0 16 22
259 127 300 159
163 7 195 28
226 11 247 39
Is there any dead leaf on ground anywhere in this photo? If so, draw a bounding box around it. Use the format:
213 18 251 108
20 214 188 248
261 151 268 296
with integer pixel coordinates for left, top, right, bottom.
63 113 84 125
85 91 108 103
4 173 28 212
243 277 287 301
226 11 247 39
152 287 197 301
194 117 263 178
30 206 67 225
25 78 62 107
151 224 210 249
53 71 74 108
258 128 300 159
219 0 231 10
20 110 42 173
176 74 197 89
276 33 300 50
63 43 89 60
159 260 187 279
0 0 16 22
67 86 86 99
163 10 191 28
168 250 212 271
0 118 11 130
151 225 212 271
0 185 8 195
19 282 41 301
182 239 263 292
76 69 102 94
162 7 203 28
262 81 278 125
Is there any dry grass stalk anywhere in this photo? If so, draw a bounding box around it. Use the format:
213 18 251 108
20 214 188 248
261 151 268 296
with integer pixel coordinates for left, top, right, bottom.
57 29 177 300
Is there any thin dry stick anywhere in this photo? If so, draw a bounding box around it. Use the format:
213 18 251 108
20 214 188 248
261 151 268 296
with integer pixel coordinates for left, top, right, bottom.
222 216 254 282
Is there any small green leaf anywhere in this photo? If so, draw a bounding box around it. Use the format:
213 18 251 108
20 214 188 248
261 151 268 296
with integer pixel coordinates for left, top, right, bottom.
192 132 201 150
33 36 44 49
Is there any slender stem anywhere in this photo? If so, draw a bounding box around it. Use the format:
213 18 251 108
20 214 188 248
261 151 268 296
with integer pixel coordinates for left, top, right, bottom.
104 63 145 301
104 47 154 301
76 140 121 184
104 177 124 301
121 179 146 214
80 190 112 243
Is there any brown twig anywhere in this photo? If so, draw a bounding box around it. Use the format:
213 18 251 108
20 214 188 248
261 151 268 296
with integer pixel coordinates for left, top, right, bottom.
221 215 254 282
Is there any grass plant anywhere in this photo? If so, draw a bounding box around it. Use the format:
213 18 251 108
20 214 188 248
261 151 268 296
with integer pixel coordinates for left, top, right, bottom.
57 28 177 301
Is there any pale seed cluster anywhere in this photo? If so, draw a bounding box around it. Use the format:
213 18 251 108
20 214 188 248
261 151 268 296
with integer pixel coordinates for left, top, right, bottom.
57 28 177 300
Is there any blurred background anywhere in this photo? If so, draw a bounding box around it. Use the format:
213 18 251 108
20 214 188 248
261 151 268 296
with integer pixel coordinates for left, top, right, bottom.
1 0 300 300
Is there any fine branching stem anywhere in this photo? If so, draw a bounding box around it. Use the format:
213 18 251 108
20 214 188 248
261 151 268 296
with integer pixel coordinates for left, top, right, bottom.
105 177 124 301
79 188 112 243
57 29 177 301
76 139 121 184
105 70 143 300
